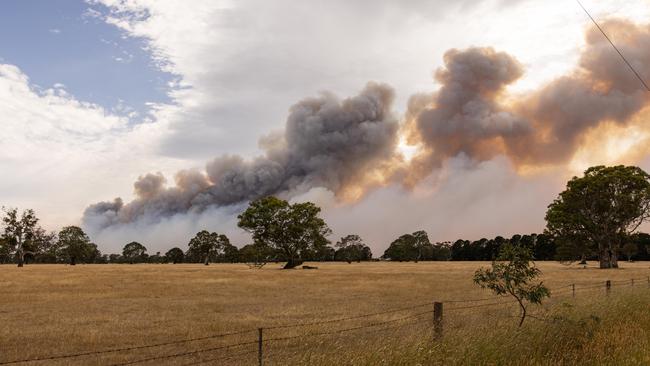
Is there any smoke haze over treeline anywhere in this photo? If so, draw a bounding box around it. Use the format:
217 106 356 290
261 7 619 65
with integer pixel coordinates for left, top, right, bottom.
81 18 650 253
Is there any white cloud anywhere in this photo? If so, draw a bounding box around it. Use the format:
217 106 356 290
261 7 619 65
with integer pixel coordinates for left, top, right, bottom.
0 64 188 231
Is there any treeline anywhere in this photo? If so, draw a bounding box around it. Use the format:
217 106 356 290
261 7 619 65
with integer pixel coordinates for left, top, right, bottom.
380 231 557 262
0 228 372 265
4 182 650 267
0 206 373 265
381 231 650 262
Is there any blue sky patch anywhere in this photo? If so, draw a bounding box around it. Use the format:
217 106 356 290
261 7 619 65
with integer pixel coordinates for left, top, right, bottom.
0 0 173 119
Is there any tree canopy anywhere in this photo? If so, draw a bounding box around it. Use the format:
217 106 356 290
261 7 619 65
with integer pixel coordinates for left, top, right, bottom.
546 165 650 268
57 226 95 265
1 208 40 267
122 242 148 264
186 230 233 265
238 242 278 268
383 231 450 262
474 244 550 326
165 247 185 264
237 196 331 269
334 234 372 263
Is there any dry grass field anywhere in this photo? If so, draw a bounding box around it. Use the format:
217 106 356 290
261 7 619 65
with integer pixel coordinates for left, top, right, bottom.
1 261 650 365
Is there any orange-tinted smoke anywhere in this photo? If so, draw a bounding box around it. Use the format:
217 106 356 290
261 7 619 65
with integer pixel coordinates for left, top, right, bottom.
407 19 650 179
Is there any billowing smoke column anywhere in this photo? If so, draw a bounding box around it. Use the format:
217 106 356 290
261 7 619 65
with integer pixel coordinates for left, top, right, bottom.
83 83 398 229
512 19 650 165
85 19 650 234
407 19 650 176
404 47 530 180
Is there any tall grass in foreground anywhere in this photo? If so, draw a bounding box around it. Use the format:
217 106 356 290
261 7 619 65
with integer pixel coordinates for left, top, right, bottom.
296 288 650 365
2 263 649 365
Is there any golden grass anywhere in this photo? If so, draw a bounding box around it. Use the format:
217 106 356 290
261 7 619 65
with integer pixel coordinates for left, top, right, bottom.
0 261 649 365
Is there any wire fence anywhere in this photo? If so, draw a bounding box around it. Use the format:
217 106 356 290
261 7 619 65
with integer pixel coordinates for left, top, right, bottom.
1 276 648 365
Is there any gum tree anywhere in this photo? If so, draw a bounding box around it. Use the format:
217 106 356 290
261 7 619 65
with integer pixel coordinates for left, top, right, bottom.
122 242 148 264
57 226 94 265
165 247 185 264
474 244 550 326
238 196 331 269
186 230 231 265
546 165 650 268
335 234 372 263
1 208 39 267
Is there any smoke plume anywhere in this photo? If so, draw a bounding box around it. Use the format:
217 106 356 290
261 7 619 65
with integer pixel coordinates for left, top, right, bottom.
83 83 398 229
403 47 530 183
407 19 650 176
85 19 650 240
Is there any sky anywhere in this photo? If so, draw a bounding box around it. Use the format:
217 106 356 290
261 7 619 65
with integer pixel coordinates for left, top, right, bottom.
2 0 650 254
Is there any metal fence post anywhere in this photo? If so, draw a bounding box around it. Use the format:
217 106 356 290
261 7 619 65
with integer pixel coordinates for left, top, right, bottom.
258 328 263 366
606 280 611 296
433 302 443 340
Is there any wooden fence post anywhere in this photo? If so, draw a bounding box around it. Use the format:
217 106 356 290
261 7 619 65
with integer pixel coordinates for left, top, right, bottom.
631 278 634 287
258 328 263 366
606 280 611 296
572 283 575 298
433 302 443 340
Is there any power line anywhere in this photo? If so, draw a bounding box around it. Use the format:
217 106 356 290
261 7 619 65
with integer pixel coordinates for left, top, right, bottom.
576 0 650 92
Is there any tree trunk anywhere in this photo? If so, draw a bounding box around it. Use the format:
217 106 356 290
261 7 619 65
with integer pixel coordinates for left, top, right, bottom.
283 257 303 269
599 248 611 268
204 256 209 266
70 256 76 266
516 298 526 327
599 247 619 268
16 247 24 268
578 253 587 265
610 249 619 268
284 258 296 269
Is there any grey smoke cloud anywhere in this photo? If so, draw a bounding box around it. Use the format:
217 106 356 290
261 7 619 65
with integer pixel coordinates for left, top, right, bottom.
85 19 650 244
408 47 530 176
84 82 398 229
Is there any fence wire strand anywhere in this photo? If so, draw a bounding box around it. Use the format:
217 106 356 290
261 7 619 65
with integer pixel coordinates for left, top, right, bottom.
177 349 258 366
0 329 256 365
108 340 259 366
264 301 433 330
265 310 433 344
